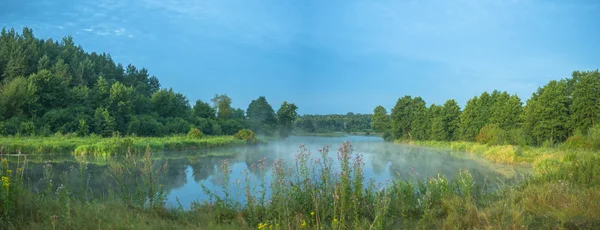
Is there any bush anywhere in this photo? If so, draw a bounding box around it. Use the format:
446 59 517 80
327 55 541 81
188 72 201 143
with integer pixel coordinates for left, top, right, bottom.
564 135 591 150
187 128 205 139
588 124 600 150
476 124 505 145
234 129 255 142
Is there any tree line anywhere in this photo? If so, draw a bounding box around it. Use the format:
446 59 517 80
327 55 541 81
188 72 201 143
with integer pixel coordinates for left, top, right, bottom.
372 70 600 149
294 113 372 134
0 27 297 137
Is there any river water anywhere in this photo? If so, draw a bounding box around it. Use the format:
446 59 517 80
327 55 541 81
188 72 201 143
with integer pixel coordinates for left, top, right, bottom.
8 136 528 209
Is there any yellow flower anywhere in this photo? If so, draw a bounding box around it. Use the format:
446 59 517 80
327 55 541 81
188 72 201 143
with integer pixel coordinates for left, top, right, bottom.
6 169 12 174
258 223 266 229
1 158 7 166
17 168 23 172
310 211 315 216
301 220 307 227
1 176 9 189
333 218 338 224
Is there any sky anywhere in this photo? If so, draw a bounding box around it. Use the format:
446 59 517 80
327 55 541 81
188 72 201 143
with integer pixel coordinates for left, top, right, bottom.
1 0 599 114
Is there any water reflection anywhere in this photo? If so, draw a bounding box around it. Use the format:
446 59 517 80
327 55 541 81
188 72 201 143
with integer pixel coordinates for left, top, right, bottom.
8 135 529 209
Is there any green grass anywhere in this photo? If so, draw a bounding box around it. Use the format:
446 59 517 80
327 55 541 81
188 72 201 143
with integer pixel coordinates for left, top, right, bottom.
1 141 599 229
0 135 249 156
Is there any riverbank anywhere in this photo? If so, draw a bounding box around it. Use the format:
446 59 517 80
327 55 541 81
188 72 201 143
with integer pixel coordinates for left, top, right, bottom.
0 135 250 156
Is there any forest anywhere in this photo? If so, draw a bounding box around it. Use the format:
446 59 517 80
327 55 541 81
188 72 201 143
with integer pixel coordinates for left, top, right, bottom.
294 113 372 134
371 71 600 150
0 28 298 138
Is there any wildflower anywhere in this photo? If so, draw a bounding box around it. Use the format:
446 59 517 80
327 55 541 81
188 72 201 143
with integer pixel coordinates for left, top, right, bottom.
333 218 338 224
2 176 9 189
301 220 307 227
310 211 315 216
6 169 12 174
1 158 7 166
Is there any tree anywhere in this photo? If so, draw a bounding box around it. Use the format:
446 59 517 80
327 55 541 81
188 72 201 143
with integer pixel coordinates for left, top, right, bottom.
442 99 461 141
151 88 190 119
569 70 600 133
428 104 447 141
246 96 277 133
371 106 390 133
390 96 414 139
29 69 69 114
523 80 570 144
93 107 116 137
410 97 428 140
109 82 135 132
211 94 232 120
193 100 216 119
276 101 298 138
489 92 523 130
0 76 38 118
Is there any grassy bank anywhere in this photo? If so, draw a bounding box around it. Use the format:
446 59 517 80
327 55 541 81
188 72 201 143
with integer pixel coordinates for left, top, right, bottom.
1 142 599 229
405 140 582 164
0 135 249 156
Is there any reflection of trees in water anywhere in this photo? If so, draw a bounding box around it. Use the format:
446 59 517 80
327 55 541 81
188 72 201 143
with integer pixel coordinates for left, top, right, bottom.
160 159 188 191
189 156 227 182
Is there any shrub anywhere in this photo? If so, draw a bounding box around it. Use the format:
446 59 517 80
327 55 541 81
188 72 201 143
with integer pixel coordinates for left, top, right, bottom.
588 124 600 150
476 124 505 145
234 129 255 142
187 128 205 139
564 135 591 150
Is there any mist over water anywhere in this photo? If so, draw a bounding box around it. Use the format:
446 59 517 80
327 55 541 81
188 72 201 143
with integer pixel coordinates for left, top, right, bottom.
10 136 528 209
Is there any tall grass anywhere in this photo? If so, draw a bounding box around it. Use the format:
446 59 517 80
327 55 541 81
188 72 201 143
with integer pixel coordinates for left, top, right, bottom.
1 142 599 229
0 135 248 156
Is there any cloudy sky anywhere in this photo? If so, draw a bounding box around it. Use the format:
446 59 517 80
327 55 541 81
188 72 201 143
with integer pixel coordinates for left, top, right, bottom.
1 0 599 114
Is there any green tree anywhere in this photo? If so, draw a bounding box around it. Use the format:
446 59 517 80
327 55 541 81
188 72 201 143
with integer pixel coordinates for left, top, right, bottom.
246 96 277 133
93 107 116 137
428 104 447 141
29 69 70 114
0 76 38 118
211 94 232 120
109 82 135 132
569 70 600 133
193 100 216 119
276 101 298 138
442 99 461 141
390 96 414 139
371 106 390 133
410 97 428 140
523 80 570 144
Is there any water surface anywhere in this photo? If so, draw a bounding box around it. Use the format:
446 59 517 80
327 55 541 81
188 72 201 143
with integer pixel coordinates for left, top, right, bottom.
8 136 528 209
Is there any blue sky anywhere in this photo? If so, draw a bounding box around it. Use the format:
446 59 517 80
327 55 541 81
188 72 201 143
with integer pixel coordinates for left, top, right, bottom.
1 0 599 114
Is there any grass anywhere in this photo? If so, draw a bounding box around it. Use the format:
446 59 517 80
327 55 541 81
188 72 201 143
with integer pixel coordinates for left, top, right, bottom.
1 141 599 229
0 135 250 156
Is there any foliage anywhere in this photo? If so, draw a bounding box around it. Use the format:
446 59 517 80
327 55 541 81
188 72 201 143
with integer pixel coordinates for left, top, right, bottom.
0 27 296 138
295 113 372 133
476 123 506 145
276 101 298 138
233 129 256 142
186 127 205 139
246 96 277 134
371 105 390 133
